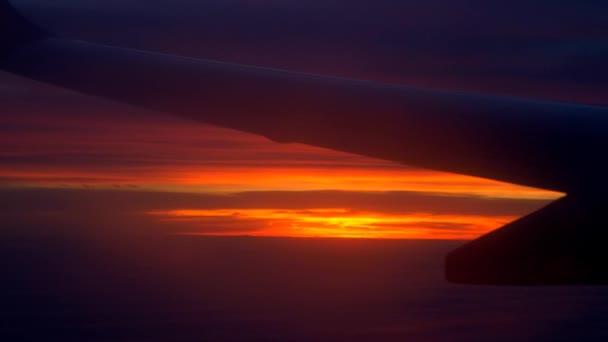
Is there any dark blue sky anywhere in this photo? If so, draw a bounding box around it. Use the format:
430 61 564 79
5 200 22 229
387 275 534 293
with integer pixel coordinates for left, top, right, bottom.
15 0 608 104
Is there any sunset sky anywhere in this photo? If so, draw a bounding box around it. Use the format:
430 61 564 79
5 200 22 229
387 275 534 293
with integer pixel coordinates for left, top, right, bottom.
3 2 608 341
3 0 605 240
0 73 559 240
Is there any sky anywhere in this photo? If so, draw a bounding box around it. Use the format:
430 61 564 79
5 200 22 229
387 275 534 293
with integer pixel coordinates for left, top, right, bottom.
3 3 608 341
3 0 606 240
1 76 555 239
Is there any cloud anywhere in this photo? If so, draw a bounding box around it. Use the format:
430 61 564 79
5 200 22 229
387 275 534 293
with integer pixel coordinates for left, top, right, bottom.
0 0 574 240
0 89 560 199
0 188 548 217
0 187 551 239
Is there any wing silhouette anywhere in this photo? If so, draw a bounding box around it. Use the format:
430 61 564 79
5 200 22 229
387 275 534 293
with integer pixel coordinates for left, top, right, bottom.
2 1 607 285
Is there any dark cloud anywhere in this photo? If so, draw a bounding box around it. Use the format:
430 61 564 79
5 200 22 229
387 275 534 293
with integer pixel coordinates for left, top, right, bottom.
0 81 401 174
1 229 607 341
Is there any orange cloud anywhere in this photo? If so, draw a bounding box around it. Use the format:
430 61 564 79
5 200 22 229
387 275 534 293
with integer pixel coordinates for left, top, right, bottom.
1 102 561 240
0 107 561 200
148 208 519 240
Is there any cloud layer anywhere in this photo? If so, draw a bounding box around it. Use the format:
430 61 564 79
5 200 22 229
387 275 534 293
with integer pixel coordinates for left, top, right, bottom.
0 187 550 239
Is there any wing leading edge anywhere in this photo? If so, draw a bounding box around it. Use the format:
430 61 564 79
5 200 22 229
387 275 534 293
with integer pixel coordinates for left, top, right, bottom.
2 1 607 285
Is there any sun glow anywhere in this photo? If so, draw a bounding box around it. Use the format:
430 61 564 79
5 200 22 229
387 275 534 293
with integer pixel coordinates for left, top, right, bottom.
2 167 561 201
2 110 562 240
148 208 518 239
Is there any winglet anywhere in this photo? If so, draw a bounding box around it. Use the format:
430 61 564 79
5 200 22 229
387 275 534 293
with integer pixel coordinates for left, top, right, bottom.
1 1 49 58
445 194 608 285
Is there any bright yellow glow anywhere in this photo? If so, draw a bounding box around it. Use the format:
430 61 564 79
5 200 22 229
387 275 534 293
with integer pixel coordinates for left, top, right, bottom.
148 208 518 239
2 115 563 240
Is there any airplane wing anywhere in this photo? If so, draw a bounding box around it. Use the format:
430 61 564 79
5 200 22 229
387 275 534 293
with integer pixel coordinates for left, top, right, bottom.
2 0 607 285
